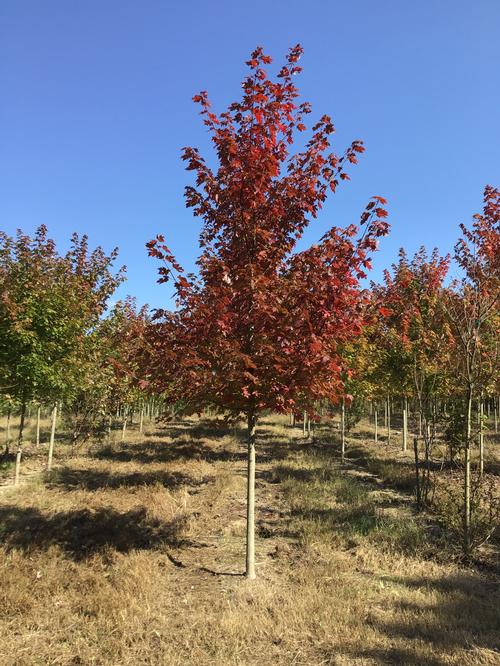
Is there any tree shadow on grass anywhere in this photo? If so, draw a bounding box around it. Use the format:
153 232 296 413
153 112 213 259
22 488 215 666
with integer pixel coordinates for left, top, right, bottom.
146 419 248 442
342 572 500 662
0 505 191 560
94 424 291 466
335 645 445 666
94 439 247 464
46 466 212 492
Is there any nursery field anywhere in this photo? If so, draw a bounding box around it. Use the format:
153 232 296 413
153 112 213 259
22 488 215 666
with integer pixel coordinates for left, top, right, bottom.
0 415 498 666
2 11 500 666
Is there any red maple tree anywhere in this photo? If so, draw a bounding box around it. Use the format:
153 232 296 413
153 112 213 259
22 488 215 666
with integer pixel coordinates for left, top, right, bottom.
147 45 389 577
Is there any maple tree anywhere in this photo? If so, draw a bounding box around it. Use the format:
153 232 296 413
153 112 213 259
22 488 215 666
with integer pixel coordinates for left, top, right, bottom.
147 45 389 578
444 185 499 555
62 297 149 445
371 248 451 503
0 225 125 478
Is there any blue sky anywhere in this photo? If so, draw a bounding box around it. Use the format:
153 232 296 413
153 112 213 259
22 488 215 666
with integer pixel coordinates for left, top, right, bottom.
2 1 499 309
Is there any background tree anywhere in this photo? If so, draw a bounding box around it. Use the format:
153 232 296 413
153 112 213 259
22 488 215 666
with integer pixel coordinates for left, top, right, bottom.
0 226 125 478
444 185 499 556
373 248 452 503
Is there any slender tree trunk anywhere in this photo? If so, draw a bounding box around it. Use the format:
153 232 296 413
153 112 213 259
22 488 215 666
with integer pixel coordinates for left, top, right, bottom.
139 406 144 434
479 396 484 477
246 410 257 579
387 395 391 444
402 398 408 452
413 436 421 508
5 408 11 454
341 397 345 462
464 387 472 557
494 396 498 434
303 411 307 437
122 414 127 442
15 399 27 486
374 407 378 444
47 403 58 472
36 405 41 446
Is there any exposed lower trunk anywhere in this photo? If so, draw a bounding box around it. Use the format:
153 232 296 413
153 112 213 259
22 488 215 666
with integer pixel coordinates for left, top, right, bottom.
402 398 408 452
47 403 58 472
36 405 41 446
413 436 421 508
464 388 472 557
387 395 391 444
139 406 144 434
4 408 11 455
122 413 127 442
494 396 498 434
14 399 27 486
341 398 345 462
246 410 257 579
479 397 484 476
374 407 378 444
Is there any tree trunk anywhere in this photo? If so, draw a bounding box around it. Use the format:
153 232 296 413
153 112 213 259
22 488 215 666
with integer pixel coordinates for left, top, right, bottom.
139 406 144 434
374 407 378 444
122 415 127 442
464 388 472 557
402 398 408 452
245 410 257 579
413 436 421 508
14 399 27 486
479 396 484 476
5 408 11 454
387 395 391 444
36 405 41 446
47 403 58 472
303 411 307 437
341 398 345 462
494 396 498 434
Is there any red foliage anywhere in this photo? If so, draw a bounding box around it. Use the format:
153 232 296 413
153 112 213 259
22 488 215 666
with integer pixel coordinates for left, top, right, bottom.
147 45 389 418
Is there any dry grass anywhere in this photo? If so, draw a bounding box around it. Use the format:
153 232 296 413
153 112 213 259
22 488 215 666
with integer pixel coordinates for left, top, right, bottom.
0 415 498 665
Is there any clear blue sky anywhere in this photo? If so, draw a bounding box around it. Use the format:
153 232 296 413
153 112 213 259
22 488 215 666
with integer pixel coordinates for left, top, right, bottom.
2 1 499 309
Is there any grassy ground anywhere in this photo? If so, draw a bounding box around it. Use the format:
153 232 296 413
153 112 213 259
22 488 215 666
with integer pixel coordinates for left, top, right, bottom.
0 415 498 665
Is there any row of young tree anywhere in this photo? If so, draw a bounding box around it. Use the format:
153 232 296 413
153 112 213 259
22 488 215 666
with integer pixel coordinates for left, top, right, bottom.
345 193 499 557
0 225 154 481
1 45 498 576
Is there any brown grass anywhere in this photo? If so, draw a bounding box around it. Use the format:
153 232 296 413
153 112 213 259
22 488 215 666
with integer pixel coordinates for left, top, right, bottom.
0 415 498 665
